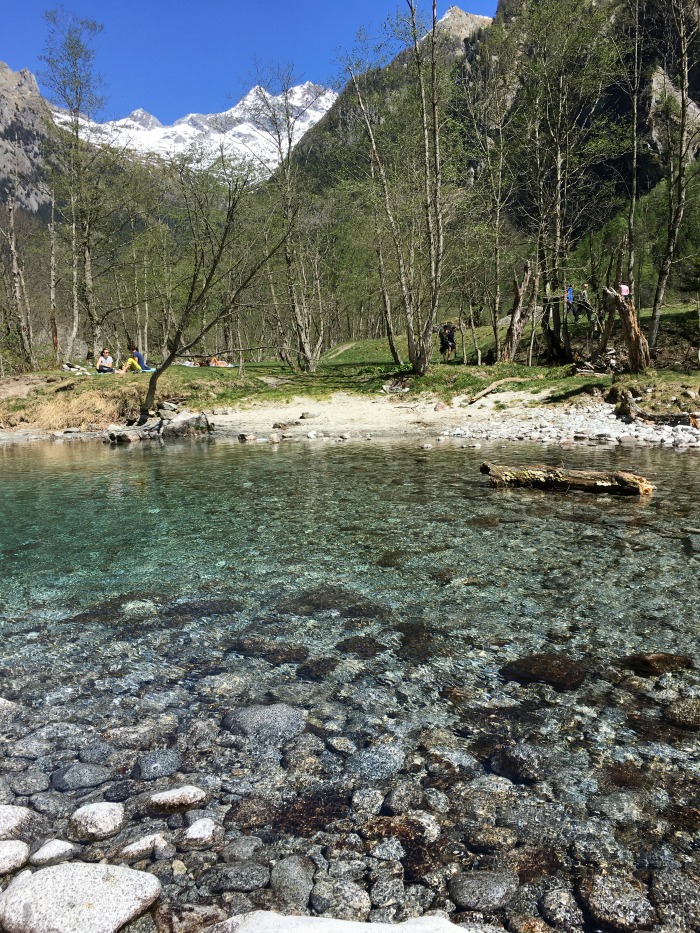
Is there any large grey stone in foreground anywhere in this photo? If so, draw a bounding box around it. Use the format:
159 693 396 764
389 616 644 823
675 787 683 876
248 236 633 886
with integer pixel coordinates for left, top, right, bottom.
206 913 467 932
448 870 519 911
223 704 306 746
0 862 161 933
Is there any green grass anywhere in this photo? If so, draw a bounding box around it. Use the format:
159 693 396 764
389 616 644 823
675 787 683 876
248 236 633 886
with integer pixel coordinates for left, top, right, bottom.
1 301 697 430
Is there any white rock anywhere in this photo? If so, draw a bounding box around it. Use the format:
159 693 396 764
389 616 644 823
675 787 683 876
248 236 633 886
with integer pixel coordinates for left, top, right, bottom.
150 784 206 809
179 817 223 850
0 807 32 840
0 841 29 875
207 911 465 932
118 832 174 862
69 802 124 841
29 840 77 867
0 862 161 933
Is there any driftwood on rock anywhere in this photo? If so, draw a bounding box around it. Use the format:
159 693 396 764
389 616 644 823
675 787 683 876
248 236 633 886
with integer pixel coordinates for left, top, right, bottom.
480 462 655 496
615 390 700 427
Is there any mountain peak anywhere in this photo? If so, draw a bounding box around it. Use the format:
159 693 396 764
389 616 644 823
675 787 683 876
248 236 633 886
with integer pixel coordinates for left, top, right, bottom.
438 6 492 41
125 108 163 130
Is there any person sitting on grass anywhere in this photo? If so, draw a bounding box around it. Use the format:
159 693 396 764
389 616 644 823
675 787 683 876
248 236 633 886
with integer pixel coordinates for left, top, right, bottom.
96 348 115 373
120 347 154 373
130 346 153 371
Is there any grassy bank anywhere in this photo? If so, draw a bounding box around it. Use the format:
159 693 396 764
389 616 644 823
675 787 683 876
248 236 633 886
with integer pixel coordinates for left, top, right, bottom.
1 303 698 432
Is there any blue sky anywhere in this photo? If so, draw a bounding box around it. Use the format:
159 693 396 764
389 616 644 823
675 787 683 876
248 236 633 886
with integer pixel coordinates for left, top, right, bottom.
5 1 496 124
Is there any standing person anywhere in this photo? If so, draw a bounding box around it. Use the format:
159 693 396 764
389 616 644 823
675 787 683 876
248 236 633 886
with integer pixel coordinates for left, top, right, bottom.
439 323 457 362
576 284 592 323
96 348 115 373
566 284 577 322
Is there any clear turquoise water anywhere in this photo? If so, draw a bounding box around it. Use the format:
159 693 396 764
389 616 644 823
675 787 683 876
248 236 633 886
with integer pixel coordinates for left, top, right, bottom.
2 438 698 701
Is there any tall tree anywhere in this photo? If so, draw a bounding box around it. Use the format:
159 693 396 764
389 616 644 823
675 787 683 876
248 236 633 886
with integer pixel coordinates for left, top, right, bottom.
647 0 700 351
348 0 445 376
39 8 107 360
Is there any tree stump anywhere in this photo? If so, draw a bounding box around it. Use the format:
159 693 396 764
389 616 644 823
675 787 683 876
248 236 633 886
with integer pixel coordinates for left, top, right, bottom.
480 462 655 496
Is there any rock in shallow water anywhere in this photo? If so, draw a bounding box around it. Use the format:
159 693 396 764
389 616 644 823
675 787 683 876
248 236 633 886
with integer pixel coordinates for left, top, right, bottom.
0 806 31 840
132 749 182 780
207 912 468 931
69 802 124 841
664 698 700 728
579 873 656 932
0 862 161 933
310 879 372 922
0 841 29 875
222 704 307 746
51 764 113 792
500 653 587 691
448 870 519 911
346 743 405 781
650 869 700 929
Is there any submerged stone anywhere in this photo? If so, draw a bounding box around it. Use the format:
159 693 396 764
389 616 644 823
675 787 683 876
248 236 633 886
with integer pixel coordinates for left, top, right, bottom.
500 653 587 691
579 873 656 932
51 764 113 792
222 703 306 746
448 870 520 911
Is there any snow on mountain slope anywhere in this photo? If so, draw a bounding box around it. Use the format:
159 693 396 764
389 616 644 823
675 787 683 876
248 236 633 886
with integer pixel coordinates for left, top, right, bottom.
54 82 337 173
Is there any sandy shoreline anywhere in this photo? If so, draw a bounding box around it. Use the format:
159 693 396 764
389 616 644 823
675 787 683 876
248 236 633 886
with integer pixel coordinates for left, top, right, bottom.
2 389 700 450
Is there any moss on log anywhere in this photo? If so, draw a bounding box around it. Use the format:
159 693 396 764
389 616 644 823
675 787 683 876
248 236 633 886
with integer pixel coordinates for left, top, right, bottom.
480 462 655 496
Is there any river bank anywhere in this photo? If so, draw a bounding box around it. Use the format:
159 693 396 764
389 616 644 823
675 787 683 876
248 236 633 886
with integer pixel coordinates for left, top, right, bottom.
2 388 700 451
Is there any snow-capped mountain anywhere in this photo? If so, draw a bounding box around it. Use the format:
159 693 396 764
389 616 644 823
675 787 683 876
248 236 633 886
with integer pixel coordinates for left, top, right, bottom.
54 82 338 172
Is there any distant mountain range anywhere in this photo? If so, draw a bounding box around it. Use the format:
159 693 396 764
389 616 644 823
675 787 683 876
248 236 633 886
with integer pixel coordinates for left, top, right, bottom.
0 5 493 211
54 82 338 171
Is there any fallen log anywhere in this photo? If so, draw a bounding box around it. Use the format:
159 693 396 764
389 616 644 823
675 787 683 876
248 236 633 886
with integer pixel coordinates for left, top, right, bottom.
615 390 700 427
467 375 542 405
480 462 655 496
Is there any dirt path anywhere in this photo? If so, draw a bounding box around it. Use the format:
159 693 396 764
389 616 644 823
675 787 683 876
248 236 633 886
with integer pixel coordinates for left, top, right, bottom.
322 342 357 361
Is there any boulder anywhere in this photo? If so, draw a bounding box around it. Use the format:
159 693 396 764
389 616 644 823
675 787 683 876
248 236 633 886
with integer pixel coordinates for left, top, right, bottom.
161 412 211 438
0 862 161 933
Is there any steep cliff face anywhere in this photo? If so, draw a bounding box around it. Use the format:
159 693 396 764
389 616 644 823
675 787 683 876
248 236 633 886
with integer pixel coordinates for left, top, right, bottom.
0 62 52 212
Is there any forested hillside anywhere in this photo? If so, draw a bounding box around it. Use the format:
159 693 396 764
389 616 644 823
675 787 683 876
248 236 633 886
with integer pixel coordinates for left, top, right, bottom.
1 0 699 391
